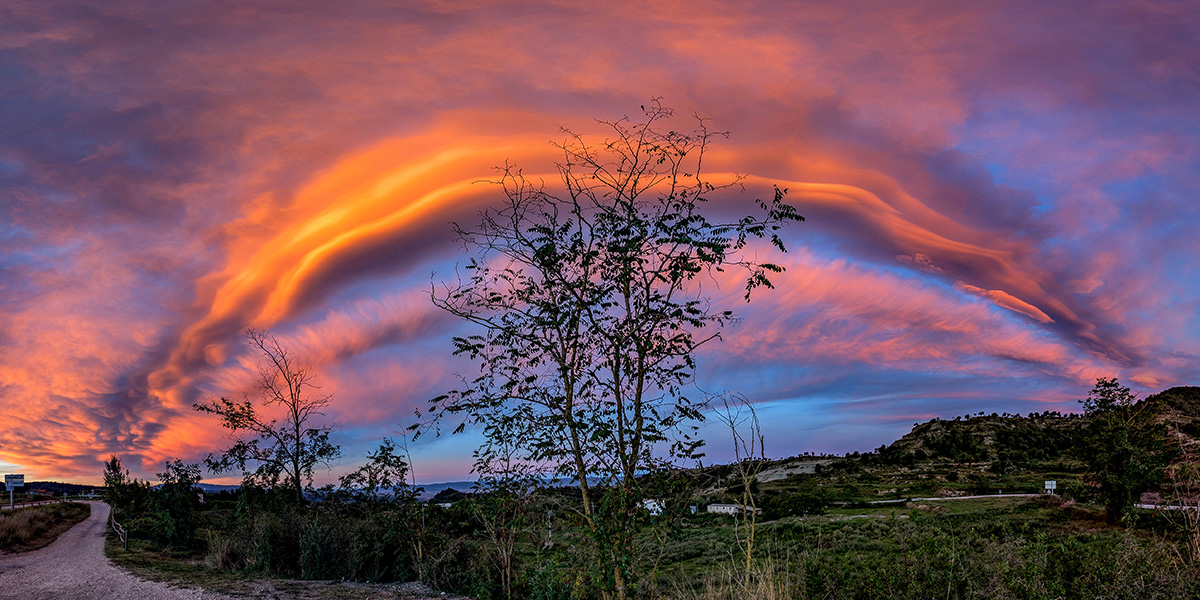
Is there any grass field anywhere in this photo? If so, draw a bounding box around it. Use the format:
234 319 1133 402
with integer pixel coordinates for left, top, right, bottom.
650 497 1194 599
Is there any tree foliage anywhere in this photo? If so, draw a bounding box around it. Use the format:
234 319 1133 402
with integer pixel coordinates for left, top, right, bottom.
194 328 340 504
1078 377 1175 524
154 459 202 547
102 454 130 508
425 101 802 598
337 438 418 505
102 454 150 519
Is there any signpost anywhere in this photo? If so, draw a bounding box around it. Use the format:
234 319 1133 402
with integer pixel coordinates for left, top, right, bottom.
1044 480 1057 495
5 474 24 508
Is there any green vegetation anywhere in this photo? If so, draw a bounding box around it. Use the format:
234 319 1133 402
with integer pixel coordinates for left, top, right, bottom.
660 504 1194 599
102 383 1200 599
102 474 1200 599
0 501 90 553
104 530 456 600
107 481 537 596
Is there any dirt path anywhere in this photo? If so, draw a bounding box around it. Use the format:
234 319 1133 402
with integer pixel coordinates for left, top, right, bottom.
0 501 232 600
865 493 1039 504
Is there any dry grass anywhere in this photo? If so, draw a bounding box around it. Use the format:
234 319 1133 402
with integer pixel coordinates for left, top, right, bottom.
668 557 793 600
0 502 90 554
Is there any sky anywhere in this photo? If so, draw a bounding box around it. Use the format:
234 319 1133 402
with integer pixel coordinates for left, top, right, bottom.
1 0 1198 485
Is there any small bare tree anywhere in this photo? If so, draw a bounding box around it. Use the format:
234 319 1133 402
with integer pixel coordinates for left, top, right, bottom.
467 434 539 600
194 328 340 504
715 393 767 578
1165 427 1200 564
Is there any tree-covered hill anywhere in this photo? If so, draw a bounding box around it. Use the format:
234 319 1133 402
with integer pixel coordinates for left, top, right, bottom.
877 410 1088 467
1151 386 1200 440
863 386 1200 469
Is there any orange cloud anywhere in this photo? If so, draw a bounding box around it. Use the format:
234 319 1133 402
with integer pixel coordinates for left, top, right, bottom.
954 283 1055 324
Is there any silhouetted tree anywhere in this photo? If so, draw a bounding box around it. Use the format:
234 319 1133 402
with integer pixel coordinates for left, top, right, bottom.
154 459 202 547
425 100 802 599
338 438 417 505
101 455 150 519
195 329 340 505
102 455 130 510
466 448 538 600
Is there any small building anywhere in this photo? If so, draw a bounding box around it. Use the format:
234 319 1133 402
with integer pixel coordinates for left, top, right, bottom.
706 503 762 515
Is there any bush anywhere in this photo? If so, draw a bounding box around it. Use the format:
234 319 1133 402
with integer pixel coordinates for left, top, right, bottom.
761 486 828 519
299 510 352 579
525 558 572 600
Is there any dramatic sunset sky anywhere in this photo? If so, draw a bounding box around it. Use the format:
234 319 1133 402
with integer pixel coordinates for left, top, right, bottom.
2 1 1198 484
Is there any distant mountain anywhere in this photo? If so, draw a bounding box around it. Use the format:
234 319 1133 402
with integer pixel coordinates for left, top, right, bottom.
1 481 99 494
196 483 241 493
1152 386 1200 414
415 481 477 500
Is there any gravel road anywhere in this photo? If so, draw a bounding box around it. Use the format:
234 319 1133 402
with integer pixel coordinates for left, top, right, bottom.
0 501 232 600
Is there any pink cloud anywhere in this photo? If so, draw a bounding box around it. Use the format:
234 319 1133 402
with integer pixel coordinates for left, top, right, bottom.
1 0 1196 481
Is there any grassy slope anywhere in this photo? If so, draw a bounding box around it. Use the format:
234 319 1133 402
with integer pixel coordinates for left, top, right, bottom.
0 502 90 554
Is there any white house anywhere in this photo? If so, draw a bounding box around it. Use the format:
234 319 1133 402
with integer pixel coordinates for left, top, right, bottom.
706 503 762 515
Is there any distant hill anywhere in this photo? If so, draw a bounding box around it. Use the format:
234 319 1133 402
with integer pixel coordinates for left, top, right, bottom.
415 480 476 500
871 386 1196 465
878 410 1087 467
196 483 241 493
1152 386 1200 416
1149 386 1200 441
735 385 1198 480
871 386 1199 468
